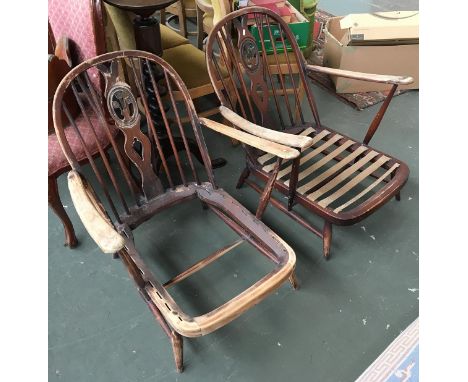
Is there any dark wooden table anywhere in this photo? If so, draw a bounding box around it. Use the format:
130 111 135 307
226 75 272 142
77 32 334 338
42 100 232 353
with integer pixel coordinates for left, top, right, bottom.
104 0 178 56
103 0 227 168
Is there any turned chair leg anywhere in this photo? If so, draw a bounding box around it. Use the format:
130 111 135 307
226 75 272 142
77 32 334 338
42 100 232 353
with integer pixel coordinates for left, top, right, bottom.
48 176 78 248
323 221 332 260
196 5 204 50
170 331 184 373
236 167 250 189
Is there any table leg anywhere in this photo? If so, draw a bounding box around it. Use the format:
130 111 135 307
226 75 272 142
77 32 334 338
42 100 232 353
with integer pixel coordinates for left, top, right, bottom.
132 14 226 169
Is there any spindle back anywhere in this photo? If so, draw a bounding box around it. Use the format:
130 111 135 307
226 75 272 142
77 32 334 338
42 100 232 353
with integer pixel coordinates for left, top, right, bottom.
206 7 321 132
53 50 215 226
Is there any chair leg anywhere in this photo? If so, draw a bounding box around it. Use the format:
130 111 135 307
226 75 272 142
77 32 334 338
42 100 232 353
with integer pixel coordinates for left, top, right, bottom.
196 5 204 50
390 171 401 201
170 331 184 373
179 1 187 38
323 221 332 260
256 159 282 219
48 176 78 248
236 166 250 189
287 158 300 211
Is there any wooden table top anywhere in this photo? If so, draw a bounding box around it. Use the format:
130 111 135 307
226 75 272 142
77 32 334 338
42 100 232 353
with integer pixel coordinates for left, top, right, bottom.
103 0 178 13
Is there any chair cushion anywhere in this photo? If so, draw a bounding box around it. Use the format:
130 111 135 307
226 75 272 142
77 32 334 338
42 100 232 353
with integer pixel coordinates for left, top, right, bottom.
49 112 118 176
162 44 212 89
161 25 189 50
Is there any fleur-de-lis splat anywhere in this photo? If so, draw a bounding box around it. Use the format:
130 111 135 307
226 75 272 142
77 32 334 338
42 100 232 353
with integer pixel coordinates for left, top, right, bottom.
97 61 163 200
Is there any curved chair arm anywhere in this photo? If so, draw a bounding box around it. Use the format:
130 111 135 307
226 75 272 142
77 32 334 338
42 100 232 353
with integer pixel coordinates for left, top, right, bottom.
200 117 300 160
68 171 125 254
195 0 213 13
306 64 413 85
219 106 313 149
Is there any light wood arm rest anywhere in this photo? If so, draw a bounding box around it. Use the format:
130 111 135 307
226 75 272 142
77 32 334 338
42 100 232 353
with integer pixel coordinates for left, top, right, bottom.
68 171 125 254
54 36 72 67
219 106 313 149
306 65 413 85
200 118 300 160
195 0 213 13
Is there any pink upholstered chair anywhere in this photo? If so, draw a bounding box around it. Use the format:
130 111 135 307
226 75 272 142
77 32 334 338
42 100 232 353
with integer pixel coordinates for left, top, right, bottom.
48 0 117 247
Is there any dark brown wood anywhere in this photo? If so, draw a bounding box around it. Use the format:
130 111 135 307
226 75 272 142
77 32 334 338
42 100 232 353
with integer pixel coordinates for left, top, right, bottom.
52 50 296 373
363 84 398 145
323 221 332 260
256 158 282 219
48 177 78 248
205 8 410 259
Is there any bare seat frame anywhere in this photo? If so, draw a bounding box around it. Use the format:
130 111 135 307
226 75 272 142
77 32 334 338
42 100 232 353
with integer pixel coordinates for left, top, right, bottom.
205 8 411 259
53 50 297 372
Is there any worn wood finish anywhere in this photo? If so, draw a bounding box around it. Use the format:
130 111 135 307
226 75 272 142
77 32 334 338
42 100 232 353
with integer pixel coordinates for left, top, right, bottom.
68 171 126 253
53 50 296 372
306 65 414 85
205 8 410 258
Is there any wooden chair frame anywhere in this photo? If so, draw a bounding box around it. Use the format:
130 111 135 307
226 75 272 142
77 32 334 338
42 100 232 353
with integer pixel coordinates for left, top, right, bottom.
205 8 411 259
53 50 298 372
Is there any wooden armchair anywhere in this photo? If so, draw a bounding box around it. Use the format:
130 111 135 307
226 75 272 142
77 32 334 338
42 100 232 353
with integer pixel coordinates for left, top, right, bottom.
48 0 113 247
205 8 411 259
52 50 297 372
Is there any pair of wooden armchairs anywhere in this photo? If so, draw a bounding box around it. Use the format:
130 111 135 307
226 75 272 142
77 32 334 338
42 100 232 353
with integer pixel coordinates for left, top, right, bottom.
52 7 410 373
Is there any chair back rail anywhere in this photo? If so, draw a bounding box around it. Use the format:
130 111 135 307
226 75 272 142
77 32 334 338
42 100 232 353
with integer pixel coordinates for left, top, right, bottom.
53 50 215 227
206 7 321 134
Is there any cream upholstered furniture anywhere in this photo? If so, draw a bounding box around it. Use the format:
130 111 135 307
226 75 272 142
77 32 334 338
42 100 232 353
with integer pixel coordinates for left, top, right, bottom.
53 50 298 372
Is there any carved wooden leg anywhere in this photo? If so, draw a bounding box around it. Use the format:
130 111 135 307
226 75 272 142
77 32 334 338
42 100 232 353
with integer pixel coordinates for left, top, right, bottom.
288 271 298 290
196 5 204 50
48 176 78 248
170 332 184 373
323 221 332 260
236 167 250 189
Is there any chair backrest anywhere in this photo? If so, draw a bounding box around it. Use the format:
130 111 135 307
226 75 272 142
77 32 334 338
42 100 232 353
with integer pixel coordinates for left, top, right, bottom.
48 0 106 63
206 7 321 131
53 51 215 227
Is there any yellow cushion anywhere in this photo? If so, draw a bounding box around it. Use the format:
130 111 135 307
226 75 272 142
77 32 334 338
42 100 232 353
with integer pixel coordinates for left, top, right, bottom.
104 3 136 50
161 25 189 50
162 44 211 89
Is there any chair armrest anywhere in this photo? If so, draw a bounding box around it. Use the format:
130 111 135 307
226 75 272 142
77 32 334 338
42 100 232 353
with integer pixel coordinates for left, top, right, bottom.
68 171 125 254
306 65 413 85
54 36 72 67
195 0 213 13
199 118 300 160
219 106 313 149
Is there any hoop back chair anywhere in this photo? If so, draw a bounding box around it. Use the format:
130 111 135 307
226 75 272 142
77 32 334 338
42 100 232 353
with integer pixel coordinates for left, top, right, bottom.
53 50 297 372
205 8 411 259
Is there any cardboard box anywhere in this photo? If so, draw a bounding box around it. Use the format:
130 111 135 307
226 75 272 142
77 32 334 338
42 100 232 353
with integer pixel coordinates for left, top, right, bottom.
323 11 419 93
249 1 310 54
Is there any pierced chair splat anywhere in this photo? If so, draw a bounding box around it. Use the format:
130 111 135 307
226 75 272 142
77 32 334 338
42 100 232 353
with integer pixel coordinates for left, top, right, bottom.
53 50 297 373
205 8 411 259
